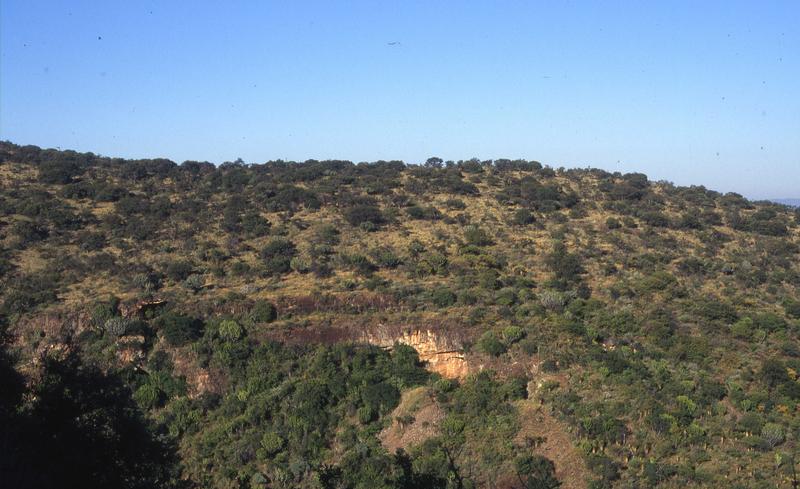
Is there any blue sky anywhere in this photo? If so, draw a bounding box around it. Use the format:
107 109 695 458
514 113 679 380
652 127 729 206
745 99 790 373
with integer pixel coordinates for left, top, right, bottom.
1 1 798 198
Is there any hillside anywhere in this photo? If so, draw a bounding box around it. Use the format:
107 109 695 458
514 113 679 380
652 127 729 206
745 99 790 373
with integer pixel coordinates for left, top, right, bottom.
2 141 800 488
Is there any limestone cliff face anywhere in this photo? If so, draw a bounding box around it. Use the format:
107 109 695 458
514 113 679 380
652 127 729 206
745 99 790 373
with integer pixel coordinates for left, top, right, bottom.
363 328 469 379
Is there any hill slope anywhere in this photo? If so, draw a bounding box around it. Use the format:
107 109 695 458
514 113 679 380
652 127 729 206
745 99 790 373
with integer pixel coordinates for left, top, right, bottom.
1 141 800 488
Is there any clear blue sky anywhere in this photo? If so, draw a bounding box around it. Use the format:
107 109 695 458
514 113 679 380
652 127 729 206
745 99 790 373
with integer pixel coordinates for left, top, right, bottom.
1 1 798 198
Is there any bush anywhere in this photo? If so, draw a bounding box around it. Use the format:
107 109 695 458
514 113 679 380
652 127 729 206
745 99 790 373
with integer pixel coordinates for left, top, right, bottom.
637 271 677 293
445 198 466 210
260 238 296 275
164 260 194 282
539 289 568 311
250 301 277 323
1 273 59 316
38 158 84 184
313 223 340 246
514 454 560 488
784 300 800 319
183 274 205 293
77 231 107 251
340 253 375 276
268 185 320 212
240 212 271 237
694 298 738 324
157 312 204 346
104 317 130 338
730 317 754 340
545 242 584 290
761 358 789 389
478 331 506 357
218 320 243 341
258 431 284 459
407 205 441 220
495 287 517 306
761 423 785 448
132 272 161 292
11 220 49 245
502 326 526 345
370 247 402 269
431 287 457 308
752 312 787 332
134 383 165 410
512 208 535 225
464 225 493 246
344 205 384 228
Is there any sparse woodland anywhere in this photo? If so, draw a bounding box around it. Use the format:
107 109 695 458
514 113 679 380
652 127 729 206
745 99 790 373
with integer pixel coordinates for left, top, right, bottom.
2 141 800 488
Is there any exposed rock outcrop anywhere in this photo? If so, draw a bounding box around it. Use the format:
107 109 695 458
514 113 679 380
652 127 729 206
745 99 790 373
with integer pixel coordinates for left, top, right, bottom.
363 327 469 379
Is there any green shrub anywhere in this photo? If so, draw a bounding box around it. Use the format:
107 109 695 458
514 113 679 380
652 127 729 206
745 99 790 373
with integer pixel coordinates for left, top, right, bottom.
478 331 506 357
260 238 296 275
250 301 277 323
77 231 107 251
370 247 402 268
104 317 130 338
519 338 538 355
502 326 526 345
445 198 466 210
512 209 535 225
240 211 271 237
183 274 205 293
407 205 441 220
761 423 785 448
344 205 384 228
638 271 677 293
545 242 584 290
340 253 375 275
784 299 800 319
458 289 479 305
11 220 49 245
290 255 311 273
752 312 787 332
218 319 243 341
464 225 493 246
495 287 517 306
313 223 340 246
431 287 457 308
158 312 204 346
134 383 164 410
729 317 754 339
38 157 84 184
258 431 284 459
164 260 194 282
514 454 559 488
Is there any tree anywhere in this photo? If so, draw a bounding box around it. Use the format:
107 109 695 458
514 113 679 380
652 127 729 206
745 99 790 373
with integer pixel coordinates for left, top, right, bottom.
260 238 297 275
513 208 536 225
250 300 277 323
761 358 789 391
425 157 444 168
478 331 506 357
38 158 83 184
545 242 584 290
515 454 561 489
464 225 493 246
344 205 385 228
158 312 204 346
0 350 180 488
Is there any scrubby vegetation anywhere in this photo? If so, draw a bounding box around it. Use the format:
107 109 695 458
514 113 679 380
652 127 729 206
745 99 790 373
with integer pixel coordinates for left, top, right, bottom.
1 141 799 488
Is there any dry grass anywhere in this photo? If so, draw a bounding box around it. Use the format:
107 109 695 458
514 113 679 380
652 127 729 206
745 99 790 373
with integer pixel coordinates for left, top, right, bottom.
379 386 444 453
